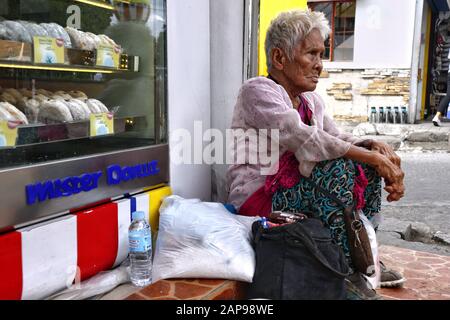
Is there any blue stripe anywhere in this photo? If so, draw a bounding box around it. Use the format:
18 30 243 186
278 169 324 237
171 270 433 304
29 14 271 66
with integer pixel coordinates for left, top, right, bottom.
130 196 136 213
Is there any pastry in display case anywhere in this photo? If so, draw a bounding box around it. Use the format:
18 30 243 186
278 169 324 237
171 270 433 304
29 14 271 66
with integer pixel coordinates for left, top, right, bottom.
0 0 166 160
0 0 168 228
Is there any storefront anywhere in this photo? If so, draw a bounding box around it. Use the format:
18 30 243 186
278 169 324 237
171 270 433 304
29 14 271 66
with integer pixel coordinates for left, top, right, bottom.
0 0 174 299
0 0 249 300
0 0 170 231
422 0 450 119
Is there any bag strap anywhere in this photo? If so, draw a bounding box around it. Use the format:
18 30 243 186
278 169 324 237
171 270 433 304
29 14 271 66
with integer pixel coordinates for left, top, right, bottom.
302 176 356 225
286 222 349 277
302 176 355 214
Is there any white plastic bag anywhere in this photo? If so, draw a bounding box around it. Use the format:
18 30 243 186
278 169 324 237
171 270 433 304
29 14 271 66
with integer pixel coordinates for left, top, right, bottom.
152 195 259 283
360 211 381 290
45 262 130 300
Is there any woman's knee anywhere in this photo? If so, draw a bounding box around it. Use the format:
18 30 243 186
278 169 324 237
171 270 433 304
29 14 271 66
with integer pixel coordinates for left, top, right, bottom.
312 158 356 206
317 158 356 174
313 158 357 187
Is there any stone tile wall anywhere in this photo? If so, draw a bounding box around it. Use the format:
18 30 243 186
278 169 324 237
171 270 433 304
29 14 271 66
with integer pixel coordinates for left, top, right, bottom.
316 69 411 120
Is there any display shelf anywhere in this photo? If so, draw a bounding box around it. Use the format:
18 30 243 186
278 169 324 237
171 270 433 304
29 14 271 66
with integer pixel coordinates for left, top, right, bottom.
73 0 133 10
0 61 132 74
1 115 147 148
74 0 115 10
0 39 139 73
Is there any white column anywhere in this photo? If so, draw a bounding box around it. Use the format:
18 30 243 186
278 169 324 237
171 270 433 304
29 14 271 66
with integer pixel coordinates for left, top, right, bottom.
167 0 211 200
210 0 245 202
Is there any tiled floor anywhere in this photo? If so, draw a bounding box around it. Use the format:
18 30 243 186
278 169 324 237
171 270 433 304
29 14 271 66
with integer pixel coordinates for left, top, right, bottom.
125 279 248 300
124 245 450 300
377 245 450 300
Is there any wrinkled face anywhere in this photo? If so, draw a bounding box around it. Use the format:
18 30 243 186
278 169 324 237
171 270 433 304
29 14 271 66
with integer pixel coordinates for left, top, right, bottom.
283 29 325 94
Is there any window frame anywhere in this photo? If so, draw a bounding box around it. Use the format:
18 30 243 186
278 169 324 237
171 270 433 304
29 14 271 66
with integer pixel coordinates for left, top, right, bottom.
308 0 356 62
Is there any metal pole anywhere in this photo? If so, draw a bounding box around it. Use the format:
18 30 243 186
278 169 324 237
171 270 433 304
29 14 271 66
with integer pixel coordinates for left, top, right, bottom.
409 0 425 124
243 0 260 80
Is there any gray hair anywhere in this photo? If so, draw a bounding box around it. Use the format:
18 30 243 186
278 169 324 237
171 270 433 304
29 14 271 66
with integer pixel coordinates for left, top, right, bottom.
265 9 330 70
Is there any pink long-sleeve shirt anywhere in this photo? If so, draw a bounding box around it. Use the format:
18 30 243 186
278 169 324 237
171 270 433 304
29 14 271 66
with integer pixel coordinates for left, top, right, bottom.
226 76 363 210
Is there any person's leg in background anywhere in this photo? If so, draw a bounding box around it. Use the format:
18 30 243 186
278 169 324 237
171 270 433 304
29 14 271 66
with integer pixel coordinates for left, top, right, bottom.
272 158 381 300
433 74 450 126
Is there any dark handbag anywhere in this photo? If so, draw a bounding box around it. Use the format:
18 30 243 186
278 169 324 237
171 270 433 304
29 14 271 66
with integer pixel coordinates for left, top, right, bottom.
302 178 375 276
247 218 349 300
342 206 375 276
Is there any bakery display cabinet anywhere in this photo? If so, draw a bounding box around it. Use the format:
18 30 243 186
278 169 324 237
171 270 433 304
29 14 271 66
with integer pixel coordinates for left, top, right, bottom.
0 0 168 231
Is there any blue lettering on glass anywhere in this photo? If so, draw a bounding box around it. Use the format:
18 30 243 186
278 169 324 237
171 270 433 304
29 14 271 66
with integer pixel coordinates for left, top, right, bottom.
26 171 103 205
107 165 122 185
25 160 160 205
106 160 160 185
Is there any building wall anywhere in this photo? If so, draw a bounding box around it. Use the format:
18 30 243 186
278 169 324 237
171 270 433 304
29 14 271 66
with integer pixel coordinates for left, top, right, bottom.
324 0 417 70
167 0 211 200
315 69 410 120
210 0 245 202
319 0 417 120
167 0 246 202
258 0 307 75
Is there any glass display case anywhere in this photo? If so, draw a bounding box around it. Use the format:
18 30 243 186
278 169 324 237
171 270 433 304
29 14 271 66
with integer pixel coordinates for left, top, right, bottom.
0 0 169 231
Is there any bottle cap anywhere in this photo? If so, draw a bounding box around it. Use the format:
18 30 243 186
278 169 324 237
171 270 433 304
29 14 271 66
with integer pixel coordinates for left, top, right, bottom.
132 211 145 221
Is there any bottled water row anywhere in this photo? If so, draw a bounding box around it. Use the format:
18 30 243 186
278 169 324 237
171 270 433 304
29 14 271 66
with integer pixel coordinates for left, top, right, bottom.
369 106 408 124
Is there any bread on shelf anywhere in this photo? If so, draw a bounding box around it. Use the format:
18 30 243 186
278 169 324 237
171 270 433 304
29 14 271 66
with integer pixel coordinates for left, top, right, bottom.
17 98 40 123
67 99 91 120
86 99 109 114
0 101 29 124
68 90 88 99
1 92 18 105
0 103 14 121
38 99 74 123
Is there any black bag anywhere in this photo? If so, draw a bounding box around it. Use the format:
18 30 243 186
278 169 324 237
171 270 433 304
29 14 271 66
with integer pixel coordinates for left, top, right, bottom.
247 218 349 300
302 177 375 276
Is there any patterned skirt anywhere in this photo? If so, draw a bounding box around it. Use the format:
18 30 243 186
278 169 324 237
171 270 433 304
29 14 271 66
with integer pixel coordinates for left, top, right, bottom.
272 158 382 268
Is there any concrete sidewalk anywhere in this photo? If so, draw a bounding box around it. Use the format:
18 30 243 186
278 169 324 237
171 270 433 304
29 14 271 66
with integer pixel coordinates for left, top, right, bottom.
337 121 450 152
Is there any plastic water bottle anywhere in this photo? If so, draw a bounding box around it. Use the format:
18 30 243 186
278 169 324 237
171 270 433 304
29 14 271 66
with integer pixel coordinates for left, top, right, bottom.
393 106 399 124
377 107 385 123
369 107 377 123
385 106 392 123
400 106 408 124
128 211 152 287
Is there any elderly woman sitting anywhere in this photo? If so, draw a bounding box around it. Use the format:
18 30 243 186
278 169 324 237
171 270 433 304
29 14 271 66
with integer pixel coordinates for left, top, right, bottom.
226 9 405 300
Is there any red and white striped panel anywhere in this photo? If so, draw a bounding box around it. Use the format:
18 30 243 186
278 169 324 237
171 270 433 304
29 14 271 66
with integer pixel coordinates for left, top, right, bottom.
133 192 150 223
0 197 132 300
20 215 78 300
0 231 22 300
76 203 119 281
113 199 132 268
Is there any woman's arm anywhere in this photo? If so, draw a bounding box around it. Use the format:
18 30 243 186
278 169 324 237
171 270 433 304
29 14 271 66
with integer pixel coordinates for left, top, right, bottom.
354 139 402 168
316 92 402 169
240 79 353 164
344 145 405 202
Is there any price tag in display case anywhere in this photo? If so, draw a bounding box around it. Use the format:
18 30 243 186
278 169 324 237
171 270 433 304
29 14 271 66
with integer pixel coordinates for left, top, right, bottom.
90 112 114 137
0 121 19 148
96 44 120 68
33 36 65 64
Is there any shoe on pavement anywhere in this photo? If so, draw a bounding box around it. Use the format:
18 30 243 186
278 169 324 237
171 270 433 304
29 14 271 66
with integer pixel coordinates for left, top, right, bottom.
432 114 441 127
380 261 406 288
345 272 383 300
